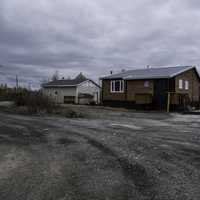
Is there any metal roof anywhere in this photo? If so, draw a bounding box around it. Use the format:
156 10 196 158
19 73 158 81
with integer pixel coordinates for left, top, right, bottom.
42 79 86 87
42 73 87 87
42 73 100 88
101 66 197 80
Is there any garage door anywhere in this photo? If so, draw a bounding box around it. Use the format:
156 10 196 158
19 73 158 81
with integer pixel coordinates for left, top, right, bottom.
64 96 75 104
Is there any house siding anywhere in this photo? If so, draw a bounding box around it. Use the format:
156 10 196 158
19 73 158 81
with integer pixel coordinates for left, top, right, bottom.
102 79 154 104
77 80 100 103
43 80 100 104
126 80 154 102
42 87 76 104
101 67 200 109
102 80 126 101
175 68 200 102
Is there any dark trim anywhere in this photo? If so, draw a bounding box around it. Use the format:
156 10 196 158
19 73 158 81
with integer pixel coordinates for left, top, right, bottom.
87 79 101 88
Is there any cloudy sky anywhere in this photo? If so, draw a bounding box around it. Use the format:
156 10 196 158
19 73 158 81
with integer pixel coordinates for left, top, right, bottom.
0 0 200 88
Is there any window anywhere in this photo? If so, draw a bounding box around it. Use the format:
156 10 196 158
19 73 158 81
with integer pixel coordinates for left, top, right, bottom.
110 80 124 93
144 81 150 87
179 79 183 89
185 81 189 90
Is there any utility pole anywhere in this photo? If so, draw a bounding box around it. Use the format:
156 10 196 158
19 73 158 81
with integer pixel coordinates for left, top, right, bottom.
16 75 19 92
28 83 31 91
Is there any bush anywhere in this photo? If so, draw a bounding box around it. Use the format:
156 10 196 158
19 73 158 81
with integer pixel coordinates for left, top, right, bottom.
0 87 85 117
64 109 84 118
0 87 16 101
13 90 57 114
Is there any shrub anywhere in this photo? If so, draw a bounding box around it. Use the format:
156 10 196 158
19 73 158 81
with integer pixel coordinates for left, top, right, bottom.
0 87 84 117
13 90 57 114
64 109 84 118
0 87 16 101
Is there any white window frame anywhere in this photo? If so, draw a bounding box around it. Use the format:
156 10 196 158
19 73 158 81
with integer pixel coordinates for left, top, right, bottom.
185 80 189 90
110 80 124 93
179 79 183 89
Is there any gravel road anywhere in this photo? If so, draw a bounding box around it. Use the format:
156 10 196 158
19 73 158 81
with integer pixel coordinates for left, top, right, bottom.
0 107 200 200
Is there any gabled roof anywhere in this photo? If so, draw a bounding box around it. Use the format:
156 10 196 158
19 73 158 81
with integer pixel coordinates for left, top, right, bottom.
42 79 86 87
42 73 100 88
101 66 199 80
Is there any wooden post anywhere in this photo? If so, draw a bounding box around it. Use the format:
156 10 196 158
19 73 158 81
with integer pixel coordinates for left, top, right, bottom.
167 92 170 112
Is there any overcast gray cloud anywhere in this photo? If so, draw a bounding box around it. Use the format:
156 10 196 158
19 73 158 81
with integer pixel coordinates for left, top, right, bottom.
0 0 200 88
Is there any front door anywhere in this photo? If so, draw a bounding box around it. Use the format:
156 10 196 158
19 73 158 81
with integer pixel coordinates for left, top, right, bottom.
153 79 168 109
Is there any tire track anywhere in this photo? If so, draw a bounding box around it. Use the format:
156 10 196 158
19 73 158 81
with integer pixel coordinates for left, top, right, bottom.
65 129 157 199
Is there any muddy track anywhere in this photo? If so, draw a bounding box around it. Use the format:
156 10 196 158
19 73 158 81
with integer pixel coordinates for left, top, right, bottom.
64 129 157 199
1 111 200 199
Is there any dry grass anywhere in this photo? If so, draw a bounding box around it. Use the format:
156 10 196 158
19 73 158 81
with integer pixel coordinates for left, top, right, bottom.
0 87 84 117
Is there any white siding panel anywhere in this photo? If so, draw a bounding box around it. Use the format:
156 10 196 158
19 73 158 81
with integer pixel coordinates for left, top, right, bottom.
77 80 100 103
42 87 76 104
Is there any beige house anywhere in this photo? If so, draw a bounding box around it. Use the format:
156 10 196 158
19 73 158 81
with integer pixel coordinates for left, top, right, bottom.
42 73 100 104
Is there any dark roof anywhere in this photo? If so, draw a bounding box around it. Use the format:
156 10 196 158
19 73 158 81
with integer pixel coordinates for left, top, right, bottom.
101 66 199 80
42 79 84 87
42 73 100 88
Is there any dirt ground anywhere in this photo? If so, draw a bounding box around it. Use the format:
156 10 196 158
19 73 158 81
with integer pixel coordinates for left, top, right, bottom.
0 105 200 200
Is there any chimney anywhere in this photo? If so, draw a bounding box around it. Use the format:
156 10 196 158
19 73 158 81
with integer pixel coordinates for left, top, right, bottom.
110 70 113 74
62 77 65 80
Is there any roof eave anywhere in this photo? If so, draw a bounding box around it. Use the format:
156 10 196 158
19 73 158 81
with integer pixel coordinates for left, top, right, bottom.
42 79 101 88
43 85 77 88
100 77 124 80
101 66 198 80
169 66 195 78
124 76 170 80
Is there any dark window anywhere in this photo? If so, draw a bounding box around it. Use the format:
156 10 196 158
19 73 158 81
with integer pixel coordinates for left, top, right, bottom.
115 81 120 91
110 80 124 93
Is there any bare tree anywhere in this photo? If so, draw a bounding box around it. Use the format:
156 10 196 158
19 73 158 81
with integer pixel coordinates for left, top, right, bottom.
51 70 60 81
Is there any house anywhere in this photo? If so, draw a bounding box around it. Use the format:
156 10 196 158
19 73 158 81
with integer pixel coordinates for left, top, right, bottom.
42 73 101 104
100 66 200 110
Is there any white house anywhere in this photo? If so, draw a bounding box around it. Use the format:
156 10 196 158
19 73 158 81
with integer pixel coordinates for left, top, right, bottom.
42 73 101 104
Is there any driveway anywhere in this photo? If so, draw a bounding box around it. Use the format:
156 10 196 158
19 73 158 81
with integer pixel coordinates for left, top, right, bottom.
0 107 200 200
